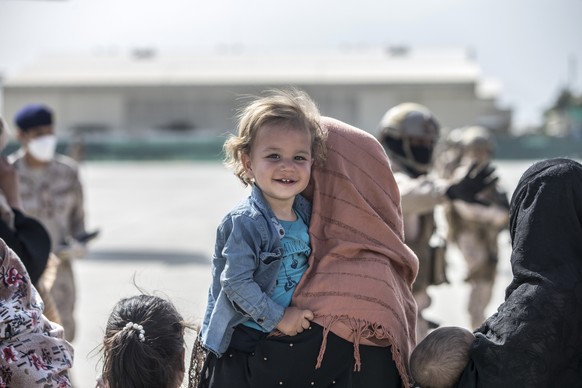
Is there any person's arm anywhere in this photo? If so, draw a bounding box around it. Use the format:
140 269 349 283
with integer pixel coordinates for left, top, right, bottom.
0 157 23 211
219 215 286 332
276 307 313 335
56 167 89 260
399 163 499 216
68 167 87 238
396 173 449 215
452 200 509 228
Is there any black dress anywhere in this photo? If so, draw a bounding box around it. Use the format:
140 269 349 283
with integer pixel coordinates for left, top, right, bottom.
199 323 402 388
455 158 582 388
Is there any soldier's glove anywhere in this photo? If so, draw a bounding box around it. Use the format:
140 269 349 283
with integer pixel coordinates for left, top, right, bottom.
446 162 498 205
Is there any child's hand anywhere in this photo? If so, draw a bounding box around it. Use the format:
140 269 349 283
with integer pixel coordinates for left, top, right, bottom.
276 307 314 336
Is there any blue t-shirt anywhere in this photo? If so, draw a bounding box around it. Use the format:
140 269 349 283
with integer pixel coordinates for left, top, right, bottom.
243 214 310 332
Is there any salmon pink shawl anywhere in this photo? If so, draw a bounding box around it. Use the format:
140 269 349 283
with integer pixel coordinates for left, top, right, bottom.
293 117 418 386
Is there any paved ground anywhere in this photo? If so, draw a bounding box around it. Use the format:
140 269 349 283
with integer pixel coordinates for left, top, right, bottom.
68 159 535 387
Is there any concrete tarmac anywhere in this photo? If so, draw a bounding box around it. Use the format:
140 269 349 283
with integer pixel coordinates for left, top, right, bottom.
69 159 535 387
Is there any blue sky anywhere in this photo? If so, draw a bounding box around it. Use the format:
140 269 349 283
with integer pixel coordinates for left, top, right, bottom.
1 0 581 129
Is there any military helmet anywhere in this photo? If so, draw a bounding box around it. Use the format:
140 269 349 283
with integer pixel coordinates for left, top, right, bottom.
460 125 494 151
444 127 465 146
378 103 439 141
377 103 440 176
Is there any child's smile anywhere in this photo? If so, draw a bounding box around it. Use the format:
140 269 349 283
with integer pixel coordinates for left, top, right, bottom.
242 121 313 219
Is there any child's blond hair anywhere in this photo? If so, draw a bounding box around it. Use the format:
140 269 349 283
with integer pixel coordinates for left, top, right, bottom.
224 88 327 186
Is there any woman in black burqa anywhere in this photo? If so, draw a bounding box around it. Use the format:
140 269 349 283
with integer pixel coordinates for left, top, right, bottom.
455 158 582 387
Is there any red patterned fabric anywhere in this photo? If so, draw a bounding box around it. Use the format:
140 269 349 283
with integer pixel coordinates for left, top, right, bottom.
0 239 74 387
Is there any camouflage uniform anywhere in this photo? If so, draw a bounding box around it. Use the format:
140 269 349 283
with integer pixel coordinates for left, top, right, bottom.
378 105 499 340
444 127 509 329
11 150 87 342
377 103 446 340
391 160 451 339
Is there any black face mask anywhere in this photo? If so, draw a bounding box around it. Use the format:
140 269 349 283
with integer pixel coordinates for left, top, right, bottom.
410 145 433 165
384 137 405 158
382 137 432 177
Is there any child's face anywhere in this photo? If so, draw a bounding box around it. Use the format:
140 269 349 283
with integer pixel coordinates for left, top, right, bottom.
243 121 313 215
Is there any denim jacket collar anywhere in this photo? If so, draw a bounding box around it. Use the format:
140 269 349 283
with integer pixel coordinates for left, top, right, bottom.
250 184 286 238
249 184 312 239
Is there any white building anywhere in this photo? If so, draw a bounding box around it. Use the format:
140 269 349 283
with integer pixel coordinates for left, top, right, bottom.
1 46 511 138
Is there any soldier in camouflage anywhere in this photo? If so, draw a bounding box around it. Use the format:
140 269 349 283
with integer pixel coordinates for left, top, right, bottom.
377 103 497 340
444 126 509 329
11 103 92 342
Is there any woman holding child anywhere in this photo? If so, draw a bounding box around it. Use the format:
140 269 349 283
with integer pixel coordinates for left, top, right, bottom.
193 89 418 388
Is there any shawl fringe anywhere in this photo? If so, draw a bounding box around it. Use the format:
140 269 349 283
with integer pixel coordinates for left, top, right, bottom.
315 314 410 388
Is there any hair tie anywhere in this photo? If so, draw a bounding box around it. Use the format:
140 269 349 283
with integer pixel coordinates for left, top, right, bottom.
124 322 146 342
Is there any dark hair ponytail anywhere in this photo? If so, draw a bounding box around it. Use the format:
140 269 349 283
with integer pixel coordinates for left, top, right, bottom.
100 295 188 388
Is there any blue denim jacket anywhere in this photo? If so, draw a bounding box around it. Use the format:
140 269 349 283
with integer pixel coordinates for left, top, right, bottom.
200 184 311 356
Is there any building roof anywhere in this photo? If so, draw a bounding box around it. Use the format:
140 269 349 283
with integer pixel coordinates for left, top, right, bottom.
4 46 483 87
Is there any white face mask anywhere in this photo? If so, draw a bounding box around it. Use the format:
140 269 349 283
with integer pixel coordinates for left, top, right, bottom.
27 134 57 162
